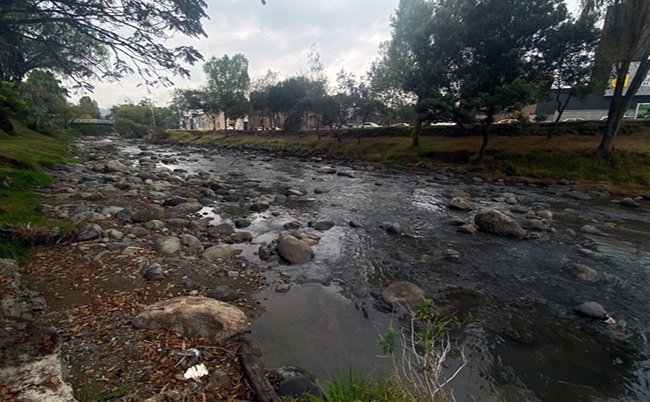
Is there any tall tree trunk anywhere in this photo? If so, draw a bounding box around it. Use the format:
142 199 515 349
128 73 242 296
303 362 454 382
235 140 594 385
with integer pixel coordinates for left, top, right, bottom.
411 117 421 147
548 91 573 139
477 107 495 161
599 56 650 152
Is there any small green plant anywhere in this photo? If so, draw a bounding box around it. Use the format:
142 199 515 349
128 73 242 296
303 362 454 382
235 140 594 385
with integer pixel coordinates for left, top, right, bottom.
307 370 416 402
378 297 466 401
378 325 400 354
76 381 133 401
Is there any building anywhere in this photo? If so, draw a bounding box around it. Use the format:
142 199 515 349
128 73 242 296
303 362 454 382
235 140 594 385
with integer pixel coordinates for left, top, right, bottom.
537 1 650 121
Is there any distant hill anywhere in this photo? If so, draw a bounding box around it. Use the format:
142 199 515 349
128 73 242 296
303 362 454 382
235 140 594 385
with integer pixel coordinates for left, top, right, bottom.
99 108 110 118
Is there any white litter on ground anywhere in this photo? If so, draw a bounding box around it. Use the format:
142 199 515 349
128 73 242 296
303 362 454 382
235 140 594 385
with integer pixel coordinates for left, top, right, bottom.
183 363 209 380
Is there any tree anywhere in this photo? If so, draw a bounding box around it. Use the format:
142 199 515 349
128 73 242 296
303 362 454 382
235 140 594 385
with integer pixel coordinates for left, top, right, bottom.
584 0 650 152
20 70 68 130
379 0 457 147
380 0 570 155
250 70 280 128
0 0 222 86
169 88 205 129
73 96 101 119
541 14 600 138
203 54 251 126
268 77 309 130
451 0 569 158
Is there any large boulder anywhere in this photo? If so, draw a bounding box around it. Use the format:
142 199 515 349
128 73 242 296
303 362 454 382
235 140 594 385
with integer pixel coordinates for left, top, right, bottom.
202 244 237 261
382 282 424 311
474 209 526 238
277 234 314 264
132 297 247 343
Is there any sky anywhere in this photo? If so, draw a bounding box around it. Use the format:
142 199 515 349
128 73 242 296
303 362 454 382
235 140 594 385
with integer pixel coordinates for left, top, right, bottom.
71 0 581 111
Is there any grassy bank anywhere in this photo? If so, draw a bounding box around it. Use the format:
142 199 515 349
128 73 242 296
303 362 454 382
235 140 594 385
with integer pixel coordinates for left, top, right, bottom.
0 121 74 258
162 126 650 189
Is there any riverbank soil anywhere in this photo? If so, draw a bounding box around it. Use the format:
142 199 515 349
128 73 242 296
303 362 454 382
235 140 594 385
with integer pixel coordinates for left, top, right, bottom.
163 121 650 189
0 137 275 400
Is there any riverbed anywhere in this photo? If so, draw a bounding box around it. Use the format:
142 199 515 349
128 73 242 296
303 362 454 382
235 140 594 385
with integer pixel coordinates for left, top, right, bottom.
121 138 650 402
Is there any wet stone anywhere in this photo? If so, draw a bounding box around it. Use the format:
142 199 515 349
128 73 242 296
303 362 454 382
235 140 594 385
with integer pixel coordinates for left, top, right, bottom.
234 219 252 228
308 220 335 231
620 197 639 208
568 263 602 283
207 285 240 302
574 301 608 320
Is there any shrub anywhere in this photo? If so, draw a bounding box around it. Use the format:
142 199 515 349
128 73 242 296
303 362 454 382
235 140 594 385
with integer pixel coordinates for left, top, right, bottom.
114 118 149 138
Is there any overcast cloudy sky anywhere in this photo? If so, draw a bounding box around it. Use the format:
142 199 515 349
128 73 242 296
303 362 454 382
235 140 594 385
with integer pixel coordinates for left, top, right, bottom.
73 0 581 111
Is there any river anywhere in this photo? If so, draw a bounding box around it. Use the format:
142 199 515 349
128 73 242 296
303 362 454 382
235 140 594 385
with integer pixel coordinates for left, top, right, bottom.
122 139 650 401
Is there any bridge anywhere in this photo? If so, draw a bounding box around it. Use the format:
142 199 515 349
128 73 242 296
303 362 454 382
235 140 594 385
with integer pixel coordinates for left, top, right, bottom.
69 119 114 125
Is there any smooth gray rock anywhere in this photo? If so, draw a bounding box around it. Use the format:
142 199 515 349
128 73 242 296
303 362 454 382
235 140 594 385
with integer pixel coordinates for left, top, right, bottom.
202 244 237 261
132 297 247 343
574 301 608 319
581 225 600 234
101 206 125 216
230 232 253 243
457 223 478 235
77 224 103 241
277 234 314 264
308 220 335 231
207 285 240 302
144 264 164 280
448 197 475 211
181 234 202 248
104 160 129 173
144 220 165 230
131 206 166 223
130 227 150 237
382 281 424 310
154 236 181 254
568 264 603 283
349 220 367 229
474 210 526 238
234 219 251 228
383 222 403 235
314 187 330 194
283 221 303 230
621 197 639 208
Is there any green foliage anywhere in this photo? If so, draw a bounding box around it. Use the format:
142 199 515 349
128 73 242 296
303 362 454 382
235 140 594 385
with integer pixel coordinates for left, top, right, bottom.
0 239 27 261
378 0 573 149
378 325 400 354
20 70 68 131
0 0 220 87
310 370 417 402
113 117 149 138
71 96 101 119
0 122 74 258
203 53 251 123
75 381 134 401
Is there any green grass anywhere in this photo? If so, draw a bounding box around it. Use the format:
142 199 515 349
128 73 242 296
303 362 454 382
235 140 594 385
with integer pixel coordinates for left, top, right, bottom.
0 121 76 258
162 127 650 190
284 371 421 402
75 381 135 401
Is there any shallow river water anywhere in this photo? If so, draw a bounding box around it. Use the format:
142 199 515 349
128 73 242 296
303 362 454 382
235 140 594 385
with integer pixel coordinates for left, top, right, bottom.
123 141 650 401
